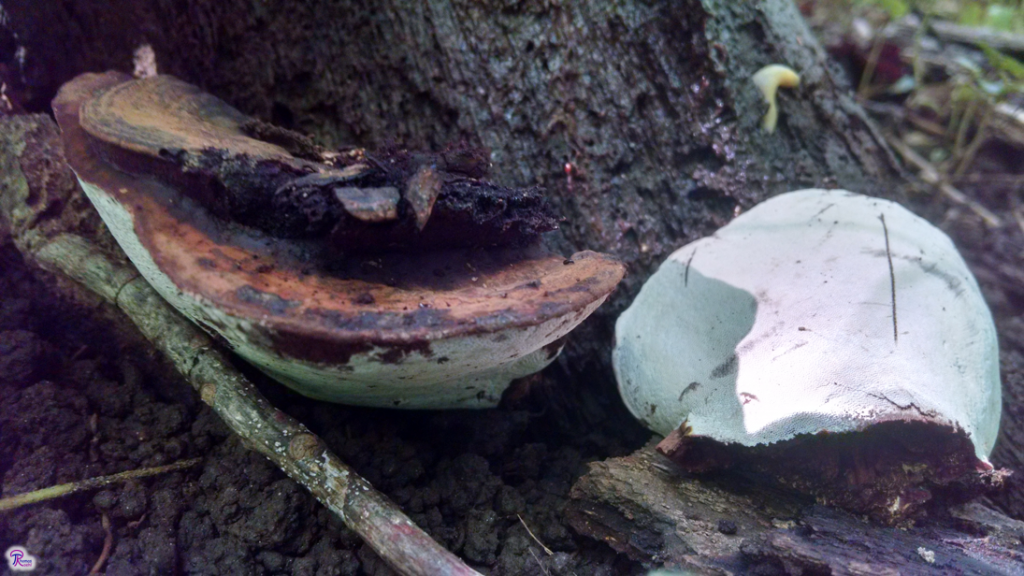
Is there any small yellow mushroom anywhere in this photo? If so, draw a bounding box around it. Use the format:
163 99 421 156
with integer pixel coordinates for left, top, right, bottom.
752 64 800 133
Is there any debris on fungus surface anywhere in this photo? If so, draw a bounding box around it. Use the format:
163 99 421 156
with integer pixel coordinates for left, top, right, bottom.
75 73 558 250
751 64 800 133
614 189 1004 523
54 72 625 409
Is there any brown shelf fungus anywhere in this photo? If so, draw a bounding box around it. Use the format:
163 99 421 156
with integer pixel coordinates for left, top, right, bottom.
54 72 624 409
614 189 1003 522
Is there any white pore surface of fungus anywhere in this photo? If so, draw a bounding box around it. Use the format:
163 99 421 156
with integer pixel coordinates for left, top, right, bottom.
614 189 1001 462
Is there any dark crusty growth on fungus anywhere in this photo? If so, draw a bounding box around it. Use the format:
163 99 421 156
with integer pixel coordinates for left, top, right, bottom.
657 421 1005 525
78 75 558 253
55 71 627 410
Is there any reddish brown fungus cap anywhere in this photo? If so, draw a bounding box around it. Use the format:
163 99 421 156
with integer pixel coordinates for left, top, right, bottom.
54 71 624 408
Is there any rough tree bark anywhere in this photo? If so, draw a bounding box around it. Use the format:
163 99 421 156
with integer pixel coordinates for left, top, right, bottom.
566 446 1024 574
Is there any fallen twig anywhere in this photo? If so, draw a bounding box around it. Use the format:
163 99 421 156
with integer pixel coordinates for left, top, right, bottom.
0 459 202 512
518 514 554 556
857 32 890 100
885 17 1024 56
126 513 147 530
883 132 1003 227
0 114 481 576
528 548 552 576
953 106 994 180
931 20 1024 55
955 172 1024 186
89 513 112 575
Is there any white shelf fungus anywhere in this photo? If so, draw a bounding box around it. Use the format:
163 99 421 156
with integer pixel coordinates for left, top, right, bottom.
614 189 1000 465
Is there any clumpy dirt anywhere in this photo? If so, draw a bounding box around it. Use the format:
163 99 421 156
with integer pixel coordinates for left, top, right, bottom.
0 227 644 574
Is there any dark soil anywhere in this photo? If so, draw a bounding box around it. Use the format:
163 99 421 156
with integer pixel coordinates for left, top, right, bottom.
0 224 644 575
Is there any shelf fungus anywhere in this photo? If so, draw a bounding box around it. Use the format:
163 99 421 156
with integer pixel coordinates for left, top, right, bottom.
614 189 1003 522
53 72 624 408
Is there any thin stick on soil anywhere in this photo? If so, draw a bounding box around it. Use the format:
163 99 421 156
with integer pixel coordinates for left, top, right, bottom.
39 240 479 576
953 105 994 180
884 132 1002 227
857 31 888 100
0 116 482 576
528 548 552 576
89 513 113 575
518 514 554 555
0 458 202 512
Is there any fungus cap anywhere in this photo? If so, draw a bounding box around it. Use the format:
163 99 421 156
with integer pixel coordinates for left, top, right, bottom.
751 64 800 133
614 189 1000 463
54 72 625 409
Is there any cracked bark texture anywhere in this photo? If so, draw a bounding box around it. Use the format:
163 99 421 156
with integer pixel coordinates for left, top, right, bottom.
567 446 1024 575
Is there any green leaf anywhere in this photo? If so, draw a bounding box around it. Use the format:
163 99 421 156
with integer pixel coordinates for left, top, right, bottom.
959 4 984 27
984 5 1017 32
981 44 1024 80
870 0 909 20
